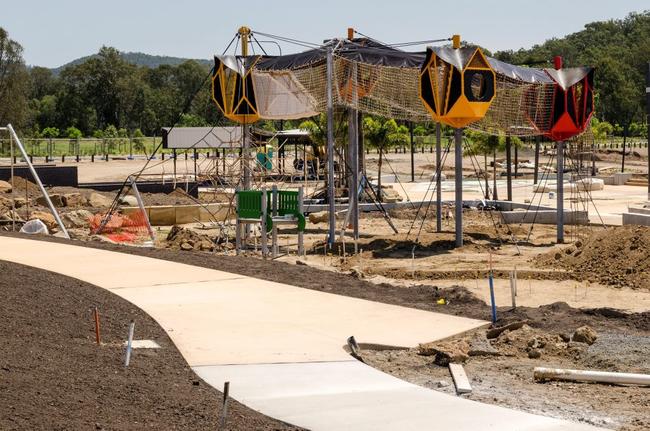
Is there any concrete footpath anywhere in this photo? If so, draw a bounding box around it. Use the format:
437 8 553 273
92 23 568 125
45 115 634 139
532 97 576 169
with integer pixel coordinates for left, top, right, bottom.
0 237 601 430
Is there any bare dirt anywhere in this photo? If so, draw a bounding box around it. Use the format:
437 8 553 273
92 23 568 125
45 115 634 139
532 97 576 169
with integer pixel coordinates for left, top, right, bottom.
0 259 301 430
362 323 650 430
536 225 650 290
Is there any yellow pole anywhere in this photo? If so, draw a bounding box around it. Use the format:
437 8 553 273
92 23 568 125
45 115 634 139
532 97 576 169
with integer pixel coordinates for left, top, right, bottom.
452 34 461 49
238 26 251 56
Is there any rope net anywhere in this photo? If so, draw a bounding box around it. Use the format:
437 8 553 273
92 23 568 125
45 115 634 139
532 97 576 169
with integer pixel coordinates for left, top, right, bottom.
249 47 567 138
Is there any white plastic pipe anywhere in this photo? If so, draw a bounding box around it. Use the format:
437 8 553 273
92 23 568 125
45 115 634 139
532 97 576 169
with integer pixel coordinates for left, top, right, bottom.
534 367 650 386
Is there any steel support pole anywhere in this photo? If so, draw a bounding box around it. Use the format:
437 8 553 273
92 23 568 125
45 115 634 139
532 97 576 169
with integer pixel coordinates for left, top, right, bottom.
409 122 415 182
326 48 336 247
454 128 463 248
646 62 650 199
533 136 541 184
506 136 513 201
7 124 69 238
348 61 359 241
557 140 564 244
435 123 442 233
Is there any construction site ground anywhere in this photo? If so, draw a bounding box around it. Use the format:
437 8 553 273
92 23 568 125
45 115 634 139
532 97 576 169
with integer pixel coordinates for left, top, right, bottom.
0 145 649 429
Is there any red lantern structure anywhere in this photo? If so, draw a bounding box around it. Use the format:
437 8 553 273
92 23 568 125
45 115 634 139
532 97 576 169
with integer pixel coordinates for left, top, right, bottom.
526 57 595 141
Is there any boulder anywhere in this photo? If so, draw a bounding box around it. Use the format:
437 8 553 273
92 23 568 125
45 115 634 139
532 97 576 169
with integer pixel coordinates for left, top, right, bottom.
418 340 470 366
119 195 139 206
572 326 598 345
0 180 12 193
62 193 84 207
29 210 58 231
36 194 65 207
63 209 94 228
309 211 329 224
88 192 113 208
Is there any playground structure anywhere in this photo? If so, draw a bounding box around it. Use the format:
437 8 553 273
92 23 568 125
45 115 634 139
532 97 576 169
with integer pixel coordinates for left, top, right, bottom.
84 25 633 254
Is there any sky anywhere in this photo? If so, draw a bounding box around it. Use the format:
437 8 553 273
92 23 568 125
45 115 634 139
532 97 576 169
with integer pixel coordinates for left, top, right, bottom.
2 0 648 68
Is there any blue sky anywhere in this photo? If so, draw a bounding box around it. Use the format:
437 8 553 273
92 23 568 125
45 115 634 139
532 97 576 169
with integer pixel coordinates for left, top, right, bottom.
3 0 648 67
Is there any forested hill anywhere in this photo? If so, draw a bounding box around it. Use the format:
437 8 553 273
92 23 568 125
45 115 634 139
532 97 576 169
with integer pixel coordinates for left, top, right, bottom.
494 11 650 127
50 51 211 74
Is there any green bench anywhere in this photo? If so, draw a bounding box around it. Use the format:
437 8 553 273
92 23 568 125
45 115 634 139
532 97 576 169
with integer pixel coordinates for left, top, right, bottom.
235 186 305 257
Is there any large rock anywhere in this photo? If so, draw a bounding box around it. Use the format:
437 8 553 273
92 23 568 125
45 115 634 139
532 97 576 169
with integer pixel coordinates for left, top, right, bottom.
119 195 139 206
63 209 94 228
0 180 12 193
36 194 65 207
29 211 58 231
88 192 113 208
418 340 470 366
309 211 329 224
62 193 84 207
572 326 598 345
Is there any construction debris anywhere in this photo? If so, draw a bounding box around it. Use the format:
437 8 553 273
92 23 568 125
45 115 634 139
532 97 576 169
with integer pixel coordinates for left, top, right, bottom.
449 363 472 394
418 340 470 366
572 326 598 345
534 367 650 386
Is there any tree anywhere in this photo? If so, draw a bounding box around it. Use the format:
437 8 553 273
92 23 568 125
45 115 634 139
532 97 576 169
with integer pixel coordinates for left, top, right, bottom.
132 128 146 154
42 127 59 158
363 117 407 201
0 28 29 128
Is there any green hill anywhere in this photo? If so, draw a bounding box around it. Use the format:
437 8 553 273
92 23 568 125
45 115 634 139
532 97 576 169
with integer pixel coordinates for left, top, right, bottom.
50 51 211 74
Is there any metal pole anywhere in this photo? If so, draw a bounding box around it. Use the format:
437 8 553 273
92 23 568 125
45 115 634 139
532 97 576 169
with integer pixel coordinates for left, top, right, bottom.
646 62 650 199
435 123 442 233
454 128 463 248
128 175 156 243
557 140 564 244
533 136 540 184
349 62 359 241
326 47 336 247
506 136 512 201
10 130 15 232
409 122 415 182
6 124 69 238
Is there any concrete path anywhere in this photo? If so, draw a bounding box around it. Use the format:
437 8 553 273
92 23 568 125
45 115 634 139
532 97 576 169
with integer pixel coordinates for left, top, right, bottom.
0 237 601 430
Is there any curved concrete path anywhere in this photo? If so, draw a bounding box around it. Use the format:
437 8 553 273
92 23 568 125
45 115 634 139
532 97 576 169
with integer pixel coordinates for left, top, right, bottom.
0 237 601 430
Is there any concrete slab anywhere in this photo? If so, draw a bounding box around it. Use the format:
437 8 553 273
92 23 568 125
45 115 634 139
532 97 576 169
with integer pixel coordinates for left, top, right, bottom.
115 278 486 365
194 361 599 431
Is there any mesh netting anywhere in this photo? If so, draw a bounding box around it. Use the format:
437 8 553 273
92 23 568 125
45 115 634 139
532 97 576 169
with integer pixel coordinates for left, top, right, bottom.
252 53 572 138
89 210 152 244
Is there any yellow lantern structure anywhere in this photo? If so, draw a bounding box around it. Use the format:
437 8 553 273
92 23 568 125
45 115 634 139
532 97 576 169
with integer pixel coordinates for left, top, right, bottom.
211 55 261 124
419 40 496 128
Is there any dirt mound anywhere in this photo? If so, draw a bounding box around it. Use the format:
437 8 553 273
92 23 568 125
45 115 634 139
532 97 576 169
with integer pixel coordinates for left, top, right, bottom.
535 226 650 289
8 176 41 194
165 225 232 252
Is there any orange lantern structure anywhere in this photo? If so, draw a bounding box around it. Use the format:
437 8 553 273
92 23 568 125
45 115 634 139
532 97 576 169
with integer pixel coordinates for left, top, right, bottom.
419 41 496 128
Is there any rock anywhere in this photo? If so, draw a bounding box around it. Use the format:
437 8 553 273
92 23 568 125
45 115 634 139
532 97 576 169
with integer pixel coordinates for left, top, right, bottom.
308 211 329 224
62 193 84 207
0 180 12 193
63 209 93 228
119 195 139 206
180 242 193 251
199 240 214 251
418 340 470 366
572 326 598 345
36 194 65 207
88 192 112 208
468 335 500 357
29 211 58 231
559 333 571 342
435 380 450 388
486 320 529 339
350 267 365 279
13 197 28 208
527 349 542 359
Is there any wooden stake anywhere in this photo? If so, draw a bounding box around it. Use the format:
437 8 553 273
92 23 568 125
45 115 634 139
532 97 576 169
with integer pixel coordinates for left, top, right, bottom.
93 307 101 345
220 381 230 429
124 320 135 367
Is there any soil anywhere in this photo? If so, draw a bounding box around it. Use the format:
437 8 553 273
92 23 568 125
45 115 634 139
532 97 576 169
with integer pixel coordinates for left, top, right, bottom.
0 259 301 431
363 324 650 430
536 225 650 290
